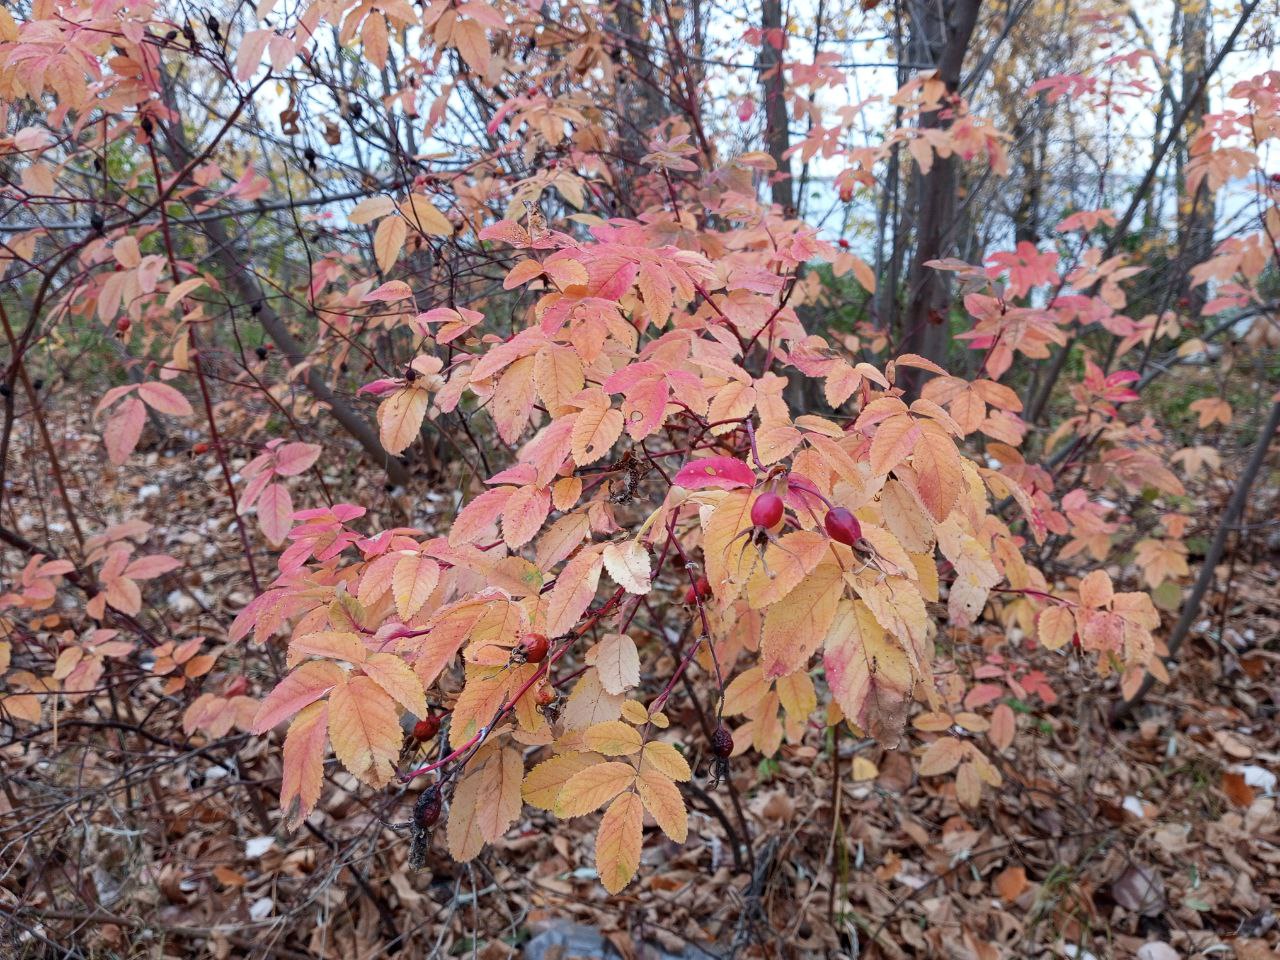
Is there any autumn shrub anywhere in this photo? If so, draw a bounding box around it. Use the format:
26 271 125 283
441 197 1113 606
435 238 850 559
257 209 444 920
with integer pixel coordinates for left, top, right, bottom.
1 0 1278 911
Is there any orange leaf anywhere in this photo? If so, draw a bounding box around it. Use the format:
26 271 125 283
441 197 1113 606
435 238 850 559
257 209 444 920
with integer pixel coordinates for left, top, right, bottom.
253 660 345 733
326 675 401 786
994 865 1028 903
279 701 328 828
595 791 644 893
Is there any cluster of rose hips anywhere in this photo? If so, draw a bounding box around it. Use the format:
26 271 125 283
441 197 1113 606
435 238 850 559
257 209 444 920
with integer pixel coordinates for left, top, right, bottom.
743 489 863 548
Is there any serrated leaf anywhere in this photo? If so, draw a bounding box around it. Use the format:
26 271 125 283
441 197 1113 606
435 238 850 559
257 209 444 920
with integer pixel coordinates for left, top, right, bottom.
918 736 966 776
522 751 601 809
760 560 843 679
253 660 345 733
593 633 640 695
393 553 440 621
602 540 652 595
447 744 524 861
544 547 604 638
639 741 691 782
361 652 427 718
636 767 687 842
554 760 637 817
585 720 643 756
279 701 328 829
327 675 400 786
595 791 643 894
823 599 913 749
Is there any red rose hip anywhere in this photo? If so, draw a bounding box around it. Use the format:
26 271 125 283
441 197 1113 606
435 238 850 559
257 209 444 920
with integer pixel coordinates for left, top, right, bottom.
412 715 440 741
684 576 711 605
824 507 862 546
522 632 550 663
751 491 784 529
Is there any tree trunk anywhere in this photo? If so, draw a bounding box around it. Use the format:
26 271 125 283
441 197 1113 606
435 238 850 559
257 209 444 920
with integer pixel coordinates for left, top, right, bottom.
760 0 793 213
899 0 983 394
1177 0 1214 313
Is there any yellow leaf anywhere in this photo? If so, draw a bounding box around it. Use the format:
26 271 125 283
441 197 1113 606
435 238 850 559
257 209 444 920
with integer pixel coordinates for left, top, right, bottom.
373 214 406 272
703 489 755 602
1078 569 1113 609
776 670 816 720
639 740 691 782
393 553 440 621
585 720 643 756
522 751 601 810
555 760 637 817
760 560 843 679
1036 605 1075 650
595 791 644 893
447 744 524 861
287 630 367 667
870 414 922 476
349 195 395 225
399 193 454 236
326 675 400 786
823 599 913 749
744 530 829 608
377 386 429 454
722 665 771 716
560 668 624 730
620 700 649 725
636 767 687 842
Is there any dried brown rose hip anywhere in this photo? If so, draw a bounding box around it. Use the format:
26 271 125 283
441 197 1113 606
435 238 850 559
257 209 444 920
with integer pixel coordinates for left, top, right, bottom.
414 787 442 830
710 725 733 759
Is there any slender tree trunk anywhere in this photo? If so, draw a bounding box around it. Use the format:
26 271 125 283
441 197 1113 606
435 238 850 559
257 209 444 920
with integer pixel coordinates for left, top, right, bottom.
760 0 794 213
899 0 983 393
1177 0 1214 313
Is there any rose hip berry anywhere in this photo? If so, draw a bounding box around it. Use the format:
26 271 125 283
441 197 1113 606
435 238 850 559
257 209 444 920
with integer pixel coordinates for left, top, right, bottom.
414 787 442 830
684 576 711 605
824 507 862 546
412 715 440 741
522 632 550 663
710 725 733 759
535 683 556 706
751 491 784 529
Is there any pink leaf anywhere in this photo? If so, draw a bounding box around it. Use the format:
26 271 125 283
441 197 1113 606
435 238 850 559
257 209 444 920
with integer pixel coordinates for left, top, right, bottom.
258 482 294 546
673 456 756 491
362 280 415 302
104 396 146 464
272 442 322 477
137 381 193 417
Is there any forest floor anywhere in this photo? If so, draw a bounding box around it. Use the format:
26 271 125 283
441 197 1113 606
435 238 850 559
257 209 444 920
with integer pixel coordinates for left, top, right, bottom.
2 388 1279 960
